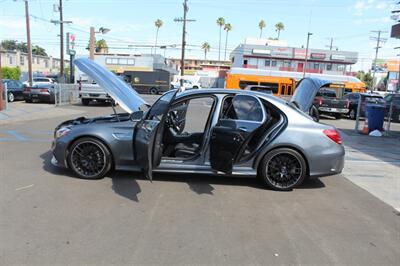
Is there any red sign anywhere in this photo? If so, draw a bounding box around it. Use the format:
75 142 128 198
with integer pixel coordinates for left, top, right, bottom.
310 53 326 59
294 49 306 58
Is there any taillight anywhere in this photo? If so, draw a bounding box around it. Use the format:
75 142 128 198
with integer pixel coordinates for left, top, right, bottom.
40 89 49 93
319 98 323 105
323 129 342 145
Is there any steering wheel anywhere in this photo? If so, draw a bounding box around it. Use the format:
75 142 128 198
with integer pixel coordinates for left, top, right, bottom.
168 111 185 134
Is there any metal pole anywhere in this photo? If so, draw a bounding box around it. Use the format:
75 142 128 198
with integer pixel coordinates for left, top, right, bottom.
70 54 74 83
355 96 362 133
0 47 3 111
4 82 8 110
303 32 312 78
25 0 33 86
180 0 188 86
386 100 393 134
89 27 95 60
59 0 64 81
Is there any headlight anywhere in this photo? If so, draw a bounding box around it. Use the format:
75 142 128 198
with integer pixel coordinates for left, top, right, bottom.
55 126 71 138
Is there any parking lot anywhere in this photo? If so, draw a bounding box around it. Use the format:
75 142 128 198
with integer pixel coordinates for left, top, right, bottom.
1 97 399 265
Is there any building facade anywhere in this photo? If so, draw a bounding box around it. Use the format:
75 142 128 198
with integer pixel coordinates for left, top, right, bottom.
230 41 358 76
167 58 231 75
0 50 68 76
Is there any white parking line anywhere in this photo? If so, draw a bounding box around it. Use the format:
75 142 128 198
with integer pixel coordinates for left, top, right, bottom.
15 184 34 191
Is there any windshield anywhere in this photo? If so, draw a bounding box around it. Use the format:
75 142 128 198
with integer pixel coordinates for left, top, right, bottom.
365 96 385 104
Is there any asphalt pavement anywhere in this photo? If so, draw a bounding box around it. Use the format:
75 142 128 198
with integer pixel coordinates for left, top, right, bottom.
0 99 399 265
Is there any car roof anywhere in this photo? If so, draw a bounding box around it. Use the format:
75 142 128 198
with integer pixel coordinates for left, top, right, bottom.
176 88 284 104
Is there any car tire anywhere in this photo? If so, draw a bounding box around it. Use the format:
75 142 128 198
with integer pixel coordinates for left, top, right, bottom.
82 99 90 106
309 105 319 122
349 109 356 120
7 92 14 102
258 148 307 191
334 114 342 119
150 87 158 95
25 99 32 103
192 86 199 89
67 137 112 179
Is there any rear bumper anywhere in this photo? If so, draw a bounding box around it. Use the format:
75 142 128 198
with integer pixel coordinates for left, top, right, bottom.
309 146 345 178
24 93 53 102
79 93 110 100
318 107 349 114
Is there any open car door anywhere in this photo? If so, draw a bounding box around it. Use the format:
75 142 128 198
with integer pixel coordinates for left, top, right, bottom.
210 94 266 174
134 90 178 180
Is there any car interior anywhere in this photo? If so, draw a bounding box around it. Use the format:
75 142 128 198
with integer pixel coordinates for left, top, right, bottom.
161 94 282 162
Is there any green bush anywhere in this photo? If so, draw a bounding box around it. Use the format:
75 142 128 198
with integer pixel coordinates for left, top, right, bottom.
0 66 21 80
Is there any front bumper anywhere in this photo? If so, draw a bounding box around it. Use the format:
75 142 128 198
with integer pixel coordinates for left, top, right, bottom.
51 139 69 168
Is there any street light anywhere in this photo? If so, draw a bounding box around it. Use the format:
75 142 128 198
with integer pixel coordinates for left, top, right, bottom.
303 32 313 78
89 26 110 60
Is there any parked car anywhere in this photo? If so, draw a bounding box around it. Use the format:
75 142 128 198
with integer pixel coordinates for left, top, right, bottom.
24 83 57 103
313 89 349 119
171 78 201 90
384 93 400 122
51 58 344 191
2 79 25 102
343 93 385 120
23 77 57 86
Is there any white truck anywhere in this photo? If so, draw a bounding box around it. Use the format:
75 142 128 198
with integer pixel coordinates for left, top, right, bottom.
78 82 111 106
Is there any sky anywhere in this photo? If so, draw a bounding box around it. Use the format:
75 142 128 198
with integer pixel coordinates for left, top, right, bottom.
0 0 398 71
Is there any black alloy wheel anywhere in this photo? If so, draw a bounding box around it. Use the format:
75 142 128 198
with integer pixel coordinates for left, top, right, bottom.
259 148 307 191
68 138 112 179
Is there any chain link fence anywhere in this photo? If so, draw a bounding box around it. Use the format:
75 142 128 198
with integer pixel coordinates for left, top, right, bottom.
354 96 398 136
54 84 80 106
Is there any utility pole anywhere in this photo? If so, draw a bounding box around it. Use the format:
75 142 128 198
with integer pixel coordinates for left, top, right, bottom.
89 27 95 60
25 0 33 86
370 30 387 90
59 0 64 81
303 32 313 78
174 0 195 86
325 37 338 51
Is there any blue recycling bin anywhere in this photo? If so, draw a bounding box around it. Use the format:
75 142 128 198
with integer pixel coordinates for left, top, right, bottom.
366 104 385 132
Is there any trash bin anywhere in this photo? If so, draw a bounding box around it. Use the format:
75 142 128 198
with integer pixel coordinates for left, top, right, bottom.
366 104 385 132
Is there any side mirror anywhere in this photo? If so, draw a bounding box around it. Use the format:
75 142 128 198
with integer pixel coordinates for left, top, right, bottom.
130 110 144 121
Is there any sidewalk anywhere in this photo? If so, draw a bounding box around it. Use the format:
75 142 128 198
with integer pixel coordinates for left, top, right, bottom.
0 101 83 125
340 129 400 211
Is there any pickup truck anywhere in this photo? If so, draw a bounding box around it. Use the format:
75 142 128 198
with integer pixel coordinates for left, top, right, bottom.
78 82 111 106
313 89 349 119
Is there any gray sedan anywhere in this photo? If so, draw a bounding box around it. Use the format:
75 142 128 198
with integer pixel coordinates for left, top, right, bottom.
51 58 344 191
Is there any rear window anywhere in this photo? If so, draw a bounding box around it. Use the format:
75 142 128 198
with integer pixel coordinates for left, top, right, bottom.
365 96 384 104
317 90 336 98
259 82 279 94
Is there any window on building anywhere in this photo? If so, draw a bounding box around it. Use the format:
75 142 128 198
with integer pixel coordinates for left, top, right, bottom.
314 63 320 70
9 56 13 65
243 59 248 65
232 57 235 63
271 60 277 67
37 58 40 64
327 64 332 71
20 55 24 66
265 60 271 67
45 60 49 68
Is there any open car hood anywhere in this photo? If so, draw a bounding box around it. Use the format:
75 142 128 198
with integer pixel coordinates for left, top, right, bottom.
74 58 147 113
290 78 331 112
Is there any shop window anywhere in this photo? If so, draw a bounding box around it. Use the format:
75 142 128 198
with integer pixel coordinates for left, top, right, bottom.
271 60 277 67
327 64 332 71
20 56 24 65
265 60 271 67
243 59 248 65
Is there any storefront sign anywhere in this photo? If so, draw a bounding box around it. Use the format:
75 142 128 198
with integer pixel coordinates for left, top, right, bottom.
294 49 306 58
252 49 271 55
310 53 326 59
331 54 346 61
271 47 293 58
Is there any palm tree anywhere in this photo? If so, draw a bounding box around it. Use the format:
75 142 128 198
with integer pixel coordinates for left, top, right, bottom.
201 42 211 60
154 19 163 54
95 39 108 53
258 20 266 38
275 22 285 40
216 17 225 61
224 23 232 61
